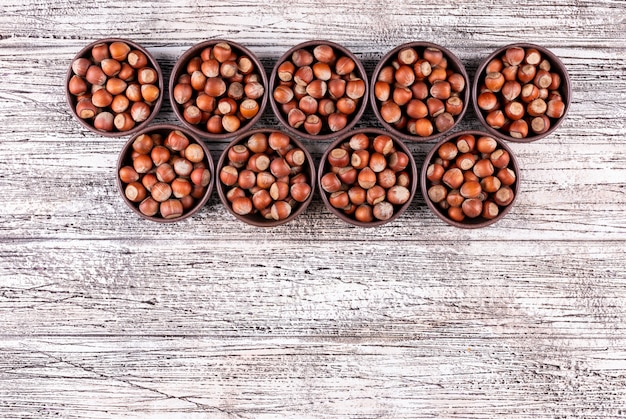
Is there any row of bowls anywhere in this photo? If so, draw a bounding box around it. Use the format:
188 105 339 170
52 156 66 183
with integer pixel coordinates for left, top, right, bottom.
67 38 569 228
66 38 571 144
116 124 519 229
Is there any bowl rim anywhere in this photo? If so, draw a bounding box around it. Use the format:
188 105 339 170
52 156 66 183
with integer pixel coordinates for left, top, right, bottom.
420 130 521 228
268 39 369 141
471 42 572 143
66 37 164 138
317 127 418 227
216 127 316 227
168 39 269 140
369 41 470 143
116 123 215 223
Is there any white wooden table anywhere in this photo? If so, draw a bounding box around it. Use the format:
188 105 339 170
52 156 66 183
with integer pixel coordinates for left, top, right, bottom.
1 1 625 417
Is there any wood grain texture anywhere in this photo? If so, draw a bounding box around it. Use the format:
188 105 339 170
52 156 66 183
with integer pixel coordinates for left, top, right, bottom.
1 0 626 417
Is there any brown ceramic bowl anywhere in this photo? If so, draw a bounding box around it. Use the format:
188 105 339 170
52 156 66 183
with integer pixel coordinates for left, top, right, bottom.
472 43 571 142
216 128 315 227
116 124 214 222
66 38 163 137
370 41 469 142
420 130 520 228
269 40 369 141
169 40 268 140
318 128 418 227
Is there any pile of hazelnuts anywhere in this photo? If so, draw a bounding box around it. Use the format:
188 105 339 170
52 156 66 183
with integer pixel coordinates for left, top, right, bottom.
171 42 265 135
219 131 313 222
373 45 467 138
272 43 367 137
68 40 161 133
320 132 412 223
476 46 566 139
425 134 517 223
118 129 212 220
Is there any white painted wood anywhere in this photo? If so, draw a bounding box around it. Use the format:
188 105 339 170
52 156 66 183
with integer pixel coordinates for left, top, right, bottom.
1 0 626 417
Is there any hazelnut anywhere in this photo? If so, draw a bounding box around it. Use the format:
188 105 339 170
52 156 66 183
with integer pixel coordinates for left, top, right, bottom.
191 168 211 187
139 197 159 217
125 182 147 203
290 183 312 202
448 206 465 222
271 201 292 220
494 185 515 206
321 172 342 193
270 181 290 201
231 196 253 215
373 201 394 221
461 198 483 218
335 56 355 75
252 189 273 210
355 204 374 223
156 164 176 183
387 185 410 205
93 111 114 131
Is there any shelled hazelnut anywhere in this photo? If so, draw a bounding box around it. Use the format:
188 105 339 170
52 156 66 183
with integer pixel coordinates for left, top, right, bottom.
270 41 368 139
67 39 162 136
170 40 267 138
371 42 469 141
421 132 520 228
474 43 570 142
217 130 315 226
117 125 213 222
319 129 416 226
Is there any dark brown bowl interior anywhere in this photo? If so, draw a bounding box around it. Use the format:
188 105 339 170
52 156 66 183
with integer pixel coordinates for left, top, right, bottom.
66 38 164 137
116 124 214 222
370 41 469 143
269 40 369 141
472 42 571 143
216 128 316 227
169 39 268 140
318 127 418 227
420 130 521 228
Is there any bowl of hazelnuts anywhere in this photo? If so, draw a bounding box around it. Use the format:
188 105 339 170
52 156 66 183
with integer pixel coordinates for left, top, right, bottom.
318 128 417 227
269 40 369 140
66 38 163 136
116 124 214 222
216 129 316 227
370 41 469 142
472 43 571 142
421 131 520 228
169 40 268 139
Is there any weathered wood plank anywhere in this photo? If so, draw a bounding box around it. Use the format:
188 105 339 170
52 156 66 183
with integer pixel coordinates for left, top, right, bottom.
1 337 625 418
1 240 624 338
